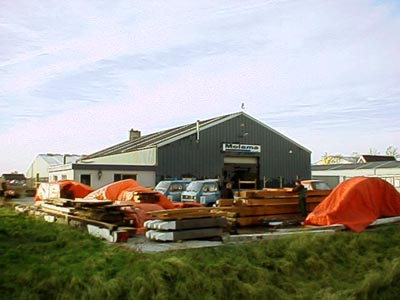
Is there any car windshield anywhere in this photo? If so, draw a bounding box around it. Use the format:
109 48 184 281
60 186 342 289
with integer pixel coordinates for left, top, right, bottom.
202 183 218 192
186 181 203 193
170 183 185 192
154 181 170 192
313 182 331 190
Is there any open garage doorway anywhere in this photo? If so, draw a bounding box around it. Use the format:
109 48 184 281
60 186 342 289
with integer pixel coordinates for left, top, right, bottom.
223 156 259 189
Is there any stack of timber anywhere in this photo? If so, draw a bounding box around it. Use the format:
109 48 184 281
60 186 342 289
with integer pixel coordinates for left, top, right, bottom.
145 207 227 242
41 198 127 224
30 198 136 242
215 189 331 228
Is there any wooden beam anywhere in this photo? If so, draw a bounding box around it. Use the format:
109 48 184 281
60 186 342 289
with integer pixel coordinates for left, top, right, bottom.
144 217 226 230
145 228 223 242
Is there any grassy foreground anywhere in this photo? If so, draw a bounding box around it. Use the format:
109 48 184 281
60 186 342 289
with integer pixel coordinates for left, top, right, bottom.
1 206 400 300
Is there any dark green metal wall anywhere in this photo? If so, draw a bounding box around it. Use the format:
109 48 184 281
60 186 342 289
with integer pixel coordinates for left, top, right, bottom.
157 114 310 187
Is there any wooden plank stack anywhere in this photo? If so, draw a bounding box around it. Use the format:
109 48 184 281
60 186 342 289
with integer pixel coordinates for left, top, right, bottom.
33 198 135 242
41 198 127 224
145 207 227 242
215 189 331 228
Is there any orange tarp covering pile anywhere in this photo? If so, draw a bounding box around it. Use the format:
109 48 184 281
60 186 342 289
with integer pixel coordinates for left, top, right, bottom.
119 202 165 234
304 177 400 232
84 179 142 201
84 179 174 209
34 180 93 201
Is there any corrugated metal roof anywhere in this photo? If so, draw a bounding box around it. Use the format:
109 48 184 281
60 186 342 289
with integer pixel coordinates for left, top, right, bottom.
82 113 239 160
312 161 400 171
39 154 81 166
82 111 311 160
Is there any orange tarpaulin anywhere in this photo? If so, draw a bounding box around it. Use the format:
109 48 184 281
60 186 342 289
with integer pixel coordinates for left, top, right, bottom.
119 202 165 234
34 180 93 201
84 179 175 209
84 179 141 201
172 202 203 208
118 187 175 210
304 177 400 232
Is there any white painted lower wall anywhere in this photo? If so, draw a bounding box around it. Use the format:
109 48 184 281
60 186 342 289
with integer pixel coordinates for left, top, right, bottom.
76 169 156 190
48 168 156 190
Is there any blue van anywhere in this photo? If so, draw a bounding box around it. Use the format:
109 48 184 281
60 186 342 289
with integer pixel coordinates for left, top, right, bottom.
154 180 191 202
181 179 221 207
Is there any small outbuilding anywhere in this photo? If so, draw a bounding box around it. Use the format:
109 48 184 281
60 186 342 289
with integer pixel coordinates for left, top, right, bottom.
312 157 400 191
26 153 82 188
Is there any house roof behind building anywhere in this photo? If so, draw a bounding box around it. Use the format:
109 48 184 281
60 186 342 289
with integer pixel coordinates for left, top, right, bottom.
39 154 82 166
358 155 396 163
82 111 310 160
312 160 400 171
313 156 358 165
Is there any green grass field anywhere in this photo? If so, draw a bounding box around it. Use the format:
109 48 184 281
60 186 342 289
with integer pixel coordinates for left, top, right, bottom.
1 206 400 300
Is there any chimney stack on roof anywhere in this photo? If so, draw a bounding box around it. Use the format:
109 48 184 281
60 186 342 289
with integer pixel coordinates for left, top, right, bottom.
129 129 141 141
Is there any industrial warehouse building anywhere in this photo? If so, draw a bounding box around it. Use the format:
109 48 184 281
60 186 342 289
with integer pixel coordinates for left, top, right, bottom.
48 112 311 189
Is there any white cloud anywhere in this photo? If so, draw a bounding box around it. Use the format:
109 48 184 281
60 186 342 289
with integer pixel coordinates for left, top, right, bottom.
1 0 400 172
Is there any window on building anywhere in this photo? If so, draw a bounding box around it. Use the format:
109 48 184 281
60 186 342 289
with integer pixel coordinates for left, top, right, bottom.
61 175 67 180
384 177 394 185
395 178 400 188
114 174 137 182
81 174 91 186
52 175 58 181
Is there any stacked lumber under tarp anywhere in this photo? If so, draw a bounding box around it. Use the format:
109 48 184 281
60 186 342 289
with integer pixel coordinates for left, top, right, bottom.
145 207 227 242
215 189 331 228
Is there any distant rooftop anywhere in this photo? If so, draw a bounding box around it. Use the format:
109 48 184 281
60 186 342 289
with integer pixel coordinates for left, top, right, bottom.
357 155 396 163
314 154 397 166
39 153 82 166
312 160 400 171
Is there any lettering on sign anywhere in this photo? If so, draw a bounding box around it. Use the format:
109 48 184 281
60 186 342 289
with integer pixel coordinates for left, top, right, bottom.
222 143 261 153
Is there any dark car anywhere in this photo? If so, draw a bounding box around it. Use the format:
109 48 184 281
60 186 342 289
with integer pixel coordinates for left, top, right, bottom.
1 173 27 198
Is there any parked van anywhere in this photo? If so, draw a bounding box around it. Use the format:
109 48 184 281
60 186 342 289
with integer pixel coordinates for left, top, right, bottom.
154 180 191 202
181 179 221 207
